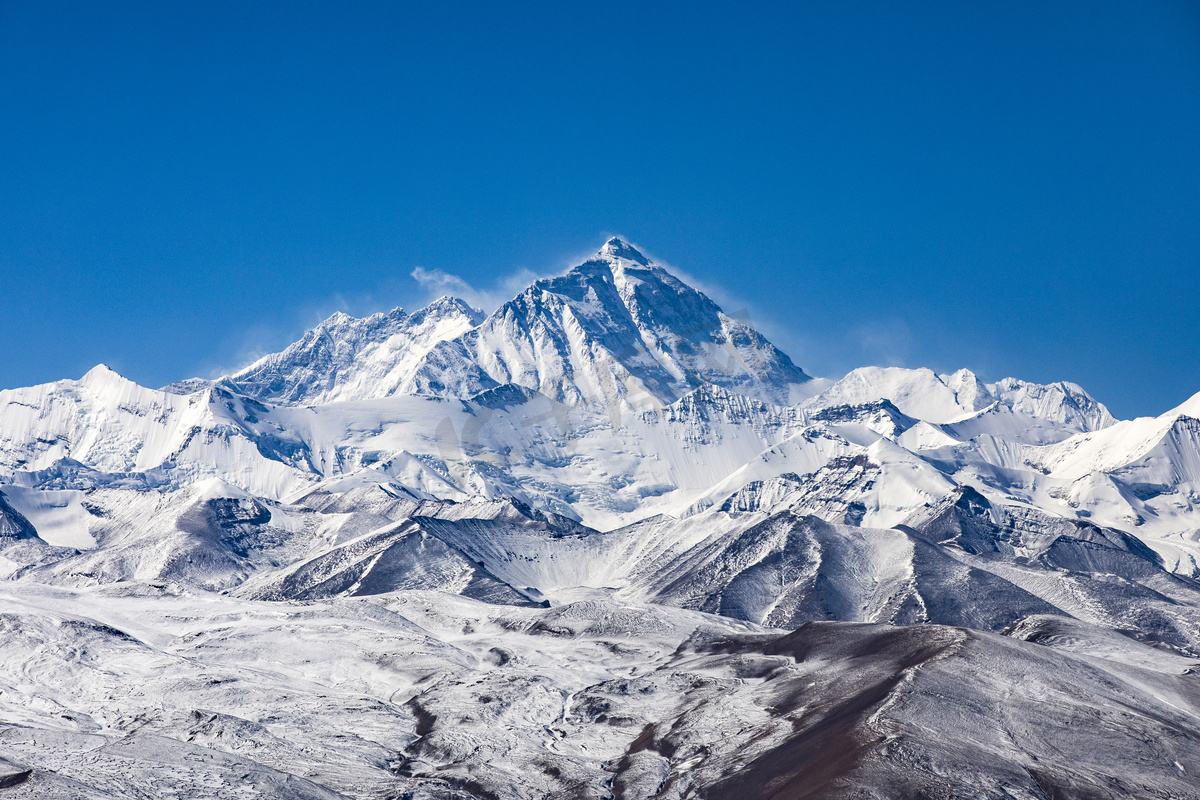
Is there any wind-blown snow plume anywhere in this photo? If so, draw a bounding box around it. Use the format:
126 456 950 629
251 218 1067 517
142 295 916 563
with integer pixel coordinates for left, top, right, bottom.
410 263 552 313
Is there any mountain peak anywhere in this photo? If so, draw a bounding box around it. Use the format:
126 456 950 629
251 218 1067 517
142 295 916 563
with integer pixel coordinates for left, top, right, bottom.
597 236 651 266
219 239 808 407
80 363 132 391
421 295 484 317
82 363 119 380
407 296 486 330
439 239 810 406
316 310 361 330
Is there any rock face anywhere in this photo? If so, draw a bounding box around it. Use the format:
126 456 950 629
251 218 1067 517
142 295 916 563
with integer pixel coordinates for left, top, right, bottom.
217 297 487 405
0 757 31 789
219 238 811 408
2 237 1200 798
0 492 38 540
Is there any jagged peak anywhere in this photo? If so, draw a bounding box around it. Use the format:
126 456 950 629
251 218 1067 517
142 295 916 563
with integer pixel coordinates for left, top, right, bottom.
901 483 997 533
520 239 687 308
553 240 664 289
317 310 357 328
295 299 481 343
424 294 473 311
302 306 411 335
413 295 486 324
945 367 980 382
81 363 120 381
213 238 806 407
597 236 651 265
79 363 137 392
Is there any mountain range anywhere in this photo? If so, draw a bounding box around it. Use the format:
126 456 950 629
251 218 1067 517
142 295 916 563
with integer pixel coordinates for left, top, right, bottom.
1 238 1198 798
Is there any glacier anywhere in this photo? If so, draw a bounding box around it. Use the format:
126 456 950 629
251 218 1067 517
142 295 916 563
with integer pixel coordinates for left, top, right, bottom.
0 237 1198 798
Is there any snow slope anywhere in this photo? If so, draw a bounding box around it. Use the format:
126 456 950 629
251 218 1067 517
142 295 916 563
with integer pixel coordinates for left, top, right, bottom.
221 238 811 408
2 237 1200 797
0 583 1196 799
215 297 486 405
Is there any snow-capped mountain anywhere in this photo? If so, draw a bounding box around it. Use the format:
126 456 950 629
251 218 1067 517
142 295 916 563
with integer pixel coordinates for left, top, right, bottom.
1 237 1199 798
0 364 315 499
212 238 811 408
213 296 486 405
804 365 1114 437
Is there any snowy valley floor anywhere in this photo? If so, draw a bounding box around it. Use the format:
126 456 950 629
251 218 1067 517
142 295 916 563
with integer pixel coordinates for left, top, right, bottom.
0 582 1197 800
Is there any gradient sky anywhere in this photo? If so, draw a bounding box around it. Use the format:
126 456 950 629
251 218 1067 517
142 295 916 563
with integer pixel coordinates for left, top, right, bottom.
2 1 1198 419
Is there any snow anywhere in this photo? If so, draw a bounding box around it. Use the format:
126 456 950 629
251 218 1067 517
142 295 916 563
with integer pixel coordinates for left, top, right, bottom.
2 237 1200 796
0 486 94 549
0 582 1195 799
219 297 487 405
226 239 810 409
0 242 1193 565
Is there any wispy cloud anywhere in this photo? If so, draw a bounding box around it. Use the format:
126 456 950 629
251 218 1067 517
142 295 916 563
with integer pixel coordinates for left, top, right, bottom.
851 317 914 368
409 264 550 312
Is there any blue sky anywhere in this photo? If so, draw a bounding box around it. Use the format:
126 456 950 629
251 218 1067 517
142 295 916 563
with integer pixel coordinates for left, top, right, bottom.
2 1 1197 419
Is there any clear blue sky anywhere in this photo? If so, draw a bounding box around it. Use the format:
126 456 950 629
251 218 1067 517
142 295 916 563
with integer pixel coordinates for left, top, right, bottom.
2 1 1197 419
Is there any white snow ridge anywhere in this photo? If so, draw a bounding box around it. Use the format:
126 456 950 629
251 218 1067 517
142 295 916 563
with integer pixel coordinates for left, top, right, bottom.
1 238 1199 799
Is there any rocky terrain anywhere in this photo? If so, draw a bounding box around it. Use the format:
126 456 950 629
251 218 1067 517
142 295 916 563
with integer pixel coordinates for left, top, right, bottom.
1 239 1197 798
